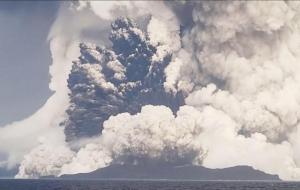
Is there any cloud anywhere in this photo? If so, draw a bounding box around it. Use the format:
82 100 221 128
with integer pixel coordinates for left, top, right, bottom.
8 1 300 181
63 17 183 142
0 2 110 169
165 1 300 179
0 36 76 169
16 140 74 178
60 105 206 175
15 5 183 177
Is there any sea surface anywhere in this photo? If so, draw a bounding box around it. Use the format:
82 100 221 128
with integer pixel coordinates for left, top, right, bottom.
1 179 300 190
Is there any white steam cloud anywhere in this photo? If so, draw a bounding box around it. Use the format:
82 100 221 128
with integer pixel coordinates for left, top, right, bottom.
168 1 300 180
0 3 109 169
0 6 79 169
60 105 205 175
4 1 300 181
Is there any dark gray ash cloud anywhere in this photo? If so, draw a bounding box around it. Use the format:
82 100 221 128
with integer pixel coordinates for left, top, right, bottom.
65 18 183 142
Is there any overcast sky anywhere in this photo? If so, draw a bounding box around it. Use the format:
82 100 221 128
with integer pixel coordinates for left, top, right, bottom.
0 1 59 126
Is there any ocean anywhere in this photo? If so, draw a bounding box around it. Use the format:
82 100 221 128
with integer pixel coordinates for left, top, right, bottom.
0 179 300 190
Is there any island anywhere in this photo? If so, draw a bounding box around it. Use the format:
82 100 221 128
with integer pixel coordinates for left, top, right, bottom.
60 164 280 181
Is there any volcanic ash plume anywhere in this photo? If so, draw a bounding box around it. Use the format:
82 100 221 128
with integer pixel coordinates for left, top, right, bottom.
64 17 183 142
15 1 300 180
60 105 206 175
16 140 74 179
17 16 185 178
167 1 300 180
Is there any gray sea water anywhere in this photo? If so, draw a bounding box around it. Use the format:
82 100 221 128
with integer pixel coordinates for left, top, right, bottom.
1 179 300 190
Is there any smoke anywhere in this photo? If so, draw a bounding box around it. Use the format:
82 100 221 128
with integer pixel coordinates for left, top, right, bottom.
0 2 111 170
10 1 300 181
167 1 300 180
12 1 181 178
0 4 78 169
15 139 74 179
64 17 183 141
60 105 205 175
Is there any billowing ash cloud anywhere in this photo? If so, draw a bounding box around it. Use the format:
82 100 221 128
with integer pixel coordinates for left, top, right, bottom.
64 17 183 141
60 105 206 175
165 1 300 179
169 1 300 142
13 1 300 181
16 140 74 179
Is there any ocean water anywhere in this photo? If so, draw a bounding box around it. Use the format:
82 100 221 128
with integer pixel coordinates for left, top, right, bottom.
1 179 300 190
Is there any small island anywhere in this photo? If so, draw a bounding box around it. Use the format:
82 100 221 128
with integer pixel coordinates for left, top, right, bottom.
60 164 280 181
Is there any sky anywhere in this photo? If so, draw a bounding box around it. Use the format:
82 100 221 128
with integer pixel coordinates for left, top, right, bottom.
0 1 59 126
